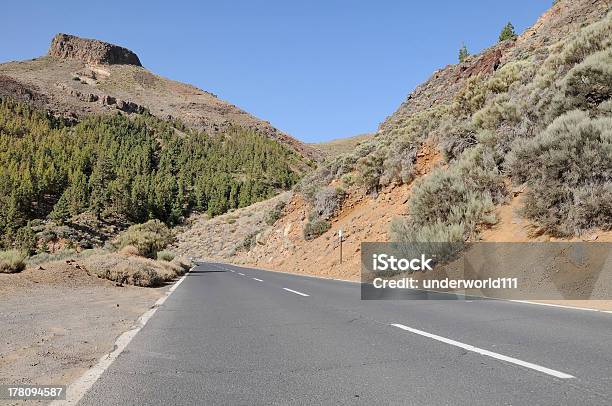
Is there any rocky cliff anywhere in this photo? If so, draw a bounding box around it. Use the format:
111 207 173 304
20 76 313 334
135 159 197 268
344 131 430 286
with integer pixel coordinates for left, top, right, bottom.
48 33 142 66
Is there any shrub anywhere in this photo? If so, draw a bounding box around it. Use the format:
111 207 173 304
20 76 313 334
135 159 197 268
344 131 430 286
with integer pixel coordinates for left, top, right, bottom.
454 144 507 204
404 167 497 243
238 230 260 252
391 219 464 262
452 75 488 116
171 256 192 271
329 153 358 178
313 187 345 220
296 167 334 204
472 94 521 130
381 140 419 185
355 148 386 193
560 49 612 111
157 250 175 262
0 250 27 273
27 248 84 266
265 200 286 225
506 111 612 235
453 60 532 118
486 60 533 94
85 254 162 287
438 121 478 162
303 218 331 240
84 252 187 287
117 220 174 258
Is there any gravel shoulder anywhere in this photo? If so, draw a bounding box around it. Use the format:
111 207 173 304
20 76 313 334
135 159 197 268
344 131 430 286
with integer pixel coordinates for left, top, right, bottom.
0 261 166 404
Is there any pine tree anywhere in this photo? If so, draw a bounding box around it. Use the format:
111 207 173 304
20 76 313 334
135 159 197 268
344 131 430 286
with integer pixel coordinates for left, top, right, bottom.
49 193 71 224
15 223 37 254
498 22 517 42
88 156 114 219
458 44 470 63
0 99 304 248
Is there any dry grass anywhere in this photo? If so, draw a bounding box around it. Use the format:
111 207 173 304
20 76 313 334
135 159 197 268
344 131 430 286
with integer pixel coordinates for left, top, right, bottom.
0 250 26 273
83 252 190 287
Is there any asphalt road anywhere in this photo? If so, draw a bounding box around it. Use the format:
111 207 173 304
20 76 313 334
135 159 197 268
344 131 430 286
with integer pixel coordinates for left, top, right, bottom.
79 262 612 405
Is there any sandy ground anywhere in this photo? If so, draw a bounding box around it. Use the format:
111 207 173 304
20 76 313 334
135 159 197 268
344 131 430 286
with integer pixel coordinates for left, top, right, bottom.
0 261 165 404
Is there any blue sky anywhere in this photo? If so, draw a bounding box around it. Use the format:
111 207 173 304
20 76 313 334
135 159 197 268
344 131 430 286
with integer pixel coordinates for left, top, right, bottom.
1 1 550 143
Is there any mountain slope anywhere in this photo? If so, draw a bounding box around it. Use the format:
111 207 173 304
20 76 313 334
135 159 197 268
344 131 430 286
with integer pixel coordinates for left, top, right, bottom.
0 34 313 251
0 33 317 161
178 0 612 280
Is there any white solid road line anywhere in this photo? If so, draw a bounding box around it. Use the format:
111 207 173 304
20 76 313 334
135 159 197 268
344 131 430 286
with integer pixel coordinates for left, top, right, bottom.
509 300 612 314
218 263 612 315
252 278 263 282
283 288 310 297
51 267 194 405
238 272 245 276
391 323 575 379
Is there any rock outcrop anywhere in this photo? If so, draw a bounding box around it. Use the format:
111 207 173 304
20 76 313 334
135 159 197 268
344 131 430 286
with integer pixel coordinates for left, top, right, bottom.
48 33 142 66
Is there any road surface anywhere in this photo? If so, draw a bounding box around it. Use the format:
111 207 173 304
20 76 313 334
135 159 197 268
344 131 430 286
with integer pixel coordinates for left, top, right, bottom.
79 262 612 405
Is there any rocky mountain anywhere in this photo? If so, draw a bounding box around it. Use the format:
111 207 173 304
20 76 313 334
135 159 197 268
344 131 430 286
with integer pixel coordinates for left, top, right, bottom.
0 33 316 160
0 34 316 252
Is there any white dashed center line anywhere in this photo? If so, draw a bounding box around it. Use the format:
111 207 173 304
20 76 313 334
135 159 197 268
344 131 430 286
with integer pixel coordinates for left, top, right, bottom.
283 288 309 297
391 323 574 379
252 278 263 282
238 273 245 276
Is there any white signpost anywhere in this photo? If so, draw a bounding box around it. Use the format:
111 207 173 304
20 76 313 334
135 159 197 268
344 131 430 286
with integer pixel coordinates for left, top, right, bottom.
338 229 343 265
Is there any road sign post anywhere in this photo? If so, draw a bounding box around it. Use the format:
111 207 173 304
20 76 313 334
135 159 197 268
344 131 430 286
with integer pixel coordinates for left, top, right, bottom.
339 229 343 265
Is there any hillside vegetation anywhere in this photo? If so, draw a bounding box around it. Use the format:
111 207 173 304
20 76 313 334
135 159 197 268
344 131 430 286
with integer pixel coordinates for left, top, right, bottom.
302 9 612 243
0 99 305 251
179 1 612 281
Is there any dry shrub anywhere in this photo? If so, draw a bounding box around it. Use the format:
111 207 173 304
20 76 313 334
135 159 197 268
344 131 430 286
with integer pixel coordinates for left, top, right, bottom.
0 250 26 273
560 48 612 110
296 166 334 204
381 140 419 185
506 110 612 235
355 148 386 193
265 200 287 225
394 164 497 245
313 187 345 220
170 256 192 271
472 94 521 130
83 252 187 287
438 121 478 162
117 220 174 258
157 250 175 262
118 245 140 256
303 218 331 241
